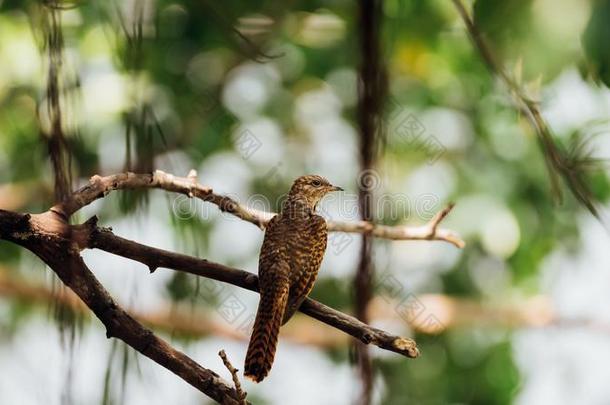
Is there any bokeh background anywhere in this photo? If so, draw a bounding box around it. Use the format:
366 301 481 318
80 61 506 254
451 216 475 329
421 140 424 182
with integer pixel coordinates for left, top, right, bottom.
1 0 610 404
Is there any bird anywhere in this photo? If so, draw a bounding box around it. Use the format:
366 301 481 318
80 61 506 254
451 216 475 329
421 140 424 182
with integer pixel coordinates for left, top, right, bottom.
244 174 343 383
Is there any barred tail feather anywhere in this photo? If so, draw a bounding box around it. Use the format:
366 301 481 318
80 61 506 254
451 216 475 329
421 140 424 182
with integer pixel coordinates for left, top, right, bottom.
244 285 288 383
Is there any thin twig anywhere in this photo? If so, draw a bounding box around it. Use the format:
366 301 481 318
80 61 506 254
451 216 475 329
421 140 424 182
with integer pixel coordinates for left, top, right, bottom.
427 202 455 236
219 350 247 405
52 170 465 246
327 203 464 248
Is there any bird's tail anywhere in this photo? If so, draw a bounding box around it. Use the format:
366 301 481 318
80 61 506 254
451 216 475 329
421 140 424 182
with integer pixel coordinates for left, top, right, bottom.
244 283 289 383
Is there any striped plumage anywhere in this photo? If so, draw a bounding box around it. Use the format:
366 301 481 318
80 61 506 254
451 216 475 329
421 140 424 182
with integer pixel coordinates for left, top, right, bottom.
244 175 342 383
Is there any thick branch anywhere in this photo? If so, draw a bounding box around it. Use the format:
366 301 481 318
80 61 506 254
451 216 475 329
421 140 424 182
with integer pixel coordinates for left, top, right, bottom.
0 209 248 405
89 226 420 358
52 170 464 246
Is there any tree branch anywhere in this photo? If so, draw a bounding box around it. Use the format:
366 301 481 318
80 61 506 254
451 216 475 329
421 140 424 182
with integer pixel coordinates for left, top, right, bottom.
0 209 248 405
52 170 464 247
89 225 420 358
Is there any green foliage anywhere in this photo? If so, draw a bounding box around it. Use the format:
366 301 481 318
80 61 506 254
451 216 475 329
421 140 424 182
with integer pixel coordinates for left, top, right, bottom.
583 0 610 87
474 0 534 59
379 336 519 405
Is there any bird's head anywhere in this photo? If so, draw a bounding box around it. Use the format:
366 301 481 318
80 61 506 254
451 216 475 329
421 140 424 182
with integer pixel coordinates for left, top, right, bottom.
287 175 343 211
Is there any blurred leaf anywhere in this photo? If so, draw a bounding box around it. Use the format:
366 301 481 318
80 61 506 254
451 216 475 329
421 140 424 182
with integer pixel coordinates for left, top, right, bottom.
473 0 533 59
166 272 195 302
582 0 610 87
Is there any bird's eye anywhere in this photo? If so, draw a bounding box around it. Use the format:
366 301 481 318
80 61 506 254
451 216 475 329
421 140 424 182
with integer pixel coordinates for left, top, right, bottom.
312 179 322 187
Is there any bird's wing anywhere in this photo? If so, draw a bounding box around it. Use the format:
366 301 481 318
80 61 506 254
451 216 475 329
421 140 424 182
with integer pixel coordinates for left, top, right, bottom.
257 215 286 277
282 214 328 324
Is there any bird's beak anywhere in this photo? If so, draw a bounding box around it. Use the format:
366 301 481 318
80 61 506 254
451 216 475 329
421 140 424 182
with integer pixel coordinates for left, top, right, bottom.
331 185 344 192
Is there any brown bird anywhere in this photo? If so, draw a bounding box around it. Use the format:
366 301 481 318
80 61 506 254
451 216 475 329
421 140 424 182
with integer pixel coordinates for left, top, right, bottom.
244 175 343 382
